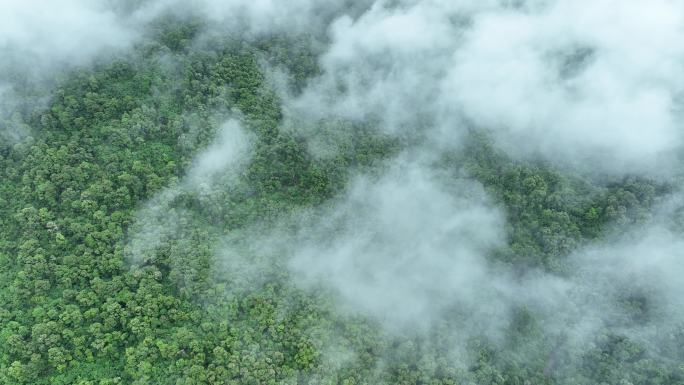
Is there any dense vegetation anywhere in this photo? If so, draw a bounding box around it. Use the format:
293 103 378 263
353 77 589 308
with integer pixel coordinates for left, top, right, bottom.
0 17 682 385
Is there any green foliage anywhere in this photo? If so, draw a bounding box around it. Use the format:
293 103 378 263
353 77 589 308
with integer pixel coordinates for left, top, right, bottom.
0 15 680 385
450 135 662 272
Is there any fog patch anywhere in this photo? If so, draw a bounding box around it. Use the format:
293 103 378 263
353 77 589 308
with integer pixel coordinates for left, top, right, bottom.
444 0 684 176
126 120 253 265
133 0 375 38
287 162 507 330
289 0 684 176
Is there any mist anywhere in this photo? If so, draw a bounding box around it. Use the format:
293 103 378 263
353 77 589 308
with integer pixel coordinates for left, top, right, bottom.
288 161 507 330
5 0 681 383
0 0 137 70
0 0 139 142
290 0 684 176
270 0 684 359
132 0 375 38
118 0 684 376
126 119 252 266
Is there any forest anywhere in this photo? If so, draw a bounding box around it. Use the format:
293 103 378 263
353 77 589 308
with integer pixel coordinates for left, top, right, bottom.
1 1 683 384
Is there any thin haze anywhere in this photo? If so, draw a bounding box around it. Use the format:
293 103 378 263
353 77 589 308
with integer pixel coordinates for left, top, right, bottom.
126 120 252 265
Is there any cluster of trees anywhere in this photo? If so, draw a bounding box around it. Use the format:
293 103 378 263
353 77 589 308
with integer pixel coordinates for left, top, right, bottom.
0 15 681 385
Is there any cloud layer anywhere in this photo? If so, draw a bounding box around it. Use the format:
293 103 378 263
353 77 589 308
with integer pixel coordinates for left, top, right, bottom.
112 0 684 367
6 0 684 174
0 0 142 80
291 0 684 176
10 0 679 378
288 162 506 329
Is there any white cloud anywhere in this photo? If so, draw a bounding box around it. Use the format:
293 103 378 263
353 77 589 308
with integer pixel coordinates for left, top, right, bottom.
291 0 684 175
287 162 507 329
444 0 684 174
0 0 137 70
126 120 253 264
